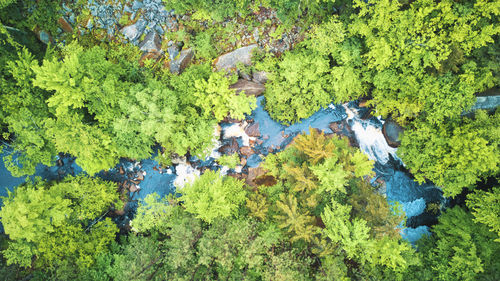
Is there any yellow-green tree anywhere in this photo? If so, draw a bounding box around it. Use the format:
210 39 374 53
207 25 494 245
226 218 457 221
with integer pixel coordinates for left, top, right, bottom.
0 175 121 271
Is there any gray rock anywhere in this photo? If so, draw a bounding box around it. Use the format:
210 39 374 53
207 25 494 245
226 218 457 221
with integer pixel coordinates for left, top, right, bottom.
86 19 93 30
132 0 143 10
239 70 252 81
215 44 258 71
139 31 162 53
121 19 146 41
155 25 164 35
38 30 51 44
382 118 404 148
229 79 266 97
252 71 268 84
170 48 194 74
167 44 180 61
253 28 260 41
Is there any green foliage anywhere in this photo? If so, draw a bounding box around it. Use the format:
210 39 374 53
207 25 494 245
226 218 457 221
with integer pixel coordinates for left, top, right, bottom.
0 0 14 9
322 199 414 272
275 193 317 242
163 0 252 22
193 31 217 60
32 42 135 174
0 48 56 176
216 153 240 169
261 16 370 123
250 129 411 275
417 207 500 281
466 186 500 241
0 175 120 270
307 17 369 103
263 47 333 124
192 69 256 121
180 170 247 223
350 0 498 123
399 110 500 197
25 42 255 175
25 0 61 34
350 181 404 239
129 193 180 235
109 235 166 281
163 0 337 24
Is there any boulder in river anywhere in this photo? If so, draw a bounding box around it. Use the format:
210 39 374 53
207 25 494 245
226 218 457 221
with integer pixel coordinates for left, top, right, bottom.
245 122 261 137
240 146 254 157
215 44 258 71
218 137 239 155
382 118 404 148
229 79 266 97
245 167 267 187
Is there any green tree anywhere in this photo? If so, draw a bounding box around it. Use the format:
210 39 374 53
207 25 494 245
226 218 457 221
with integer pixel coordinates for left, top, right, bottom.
0 0 15 8
263 47 333 124
28 42 256 174
0 175 120 271
399 110 500 197
180 170 247 223
466 186 500 241
417 207 500 281
32 42 136 174
349 0 498 123
0 48 56 176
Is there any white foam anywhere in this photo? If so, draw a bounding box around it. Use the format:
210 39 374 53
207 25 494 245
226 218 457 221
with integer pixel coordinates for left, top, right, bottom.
222 122 255 147
173 160 200 189
344 105 400 165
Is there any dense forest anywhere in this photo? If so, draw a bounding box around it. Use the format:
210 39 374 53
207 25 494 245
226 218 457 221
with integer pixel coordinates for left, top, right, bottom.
0 0 499 280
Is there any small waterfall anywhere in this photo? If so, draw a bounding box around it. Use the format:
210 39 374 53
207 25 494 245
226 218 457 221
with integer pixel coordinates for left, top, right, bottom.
344 105 400 165
343 103 442 244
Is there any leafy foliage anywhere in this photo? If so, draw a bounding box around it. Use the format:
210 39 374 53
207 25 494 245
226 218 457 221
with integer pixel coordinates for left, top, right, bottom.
251 129 411 274
263 47 333 123
0 175 120 270
351 0 498 123
0 48 56 176
216 153 240 169
25 42 255 174
466 186 500 241
162 0 337 24
416 207 500 281
399 110 500 197
0 0 14 9
180 170 247 223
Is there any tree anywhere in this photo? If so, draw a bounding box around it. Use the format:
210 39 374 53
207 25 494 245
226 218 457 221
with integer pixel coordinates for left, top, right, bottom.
29 42 256 174
180 170 247 223
0 0 15 9
262 46 333 124
399 110 500 197
349 0 498 123
274 193 317 243
466 186 500 241
32 42 136 174
0 175 121 271
417 207 500 281
322 199 414 273
0 48 56 176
